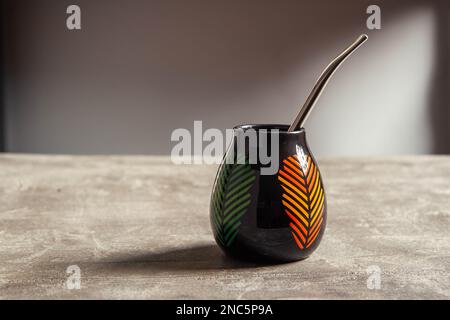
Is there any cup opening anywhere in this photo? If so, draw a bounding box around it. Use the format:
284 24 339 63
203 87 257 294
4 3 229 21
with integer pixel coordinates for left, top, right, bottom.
233 124 305 134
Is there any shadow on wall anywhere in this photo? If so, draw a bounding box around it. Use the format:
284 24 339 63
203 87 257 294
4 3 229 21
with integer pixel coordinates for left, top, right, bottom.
0 0 5 152
429 0 450 154
2 0 449 155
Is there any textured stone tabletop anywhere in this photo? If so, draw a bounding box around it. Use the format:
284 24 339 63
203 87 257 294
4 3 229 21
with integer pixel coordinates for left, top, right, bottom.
0 154 449 299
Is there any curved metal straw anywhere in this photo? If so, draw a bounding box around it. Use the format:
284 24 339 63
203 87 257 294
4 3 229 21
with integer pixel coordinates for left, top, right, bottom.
288 34 368 132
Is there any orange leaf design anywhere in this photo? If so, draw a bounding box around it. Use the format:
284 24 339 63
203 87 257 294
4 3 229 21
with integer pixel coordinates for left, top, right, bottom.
278 154 325 249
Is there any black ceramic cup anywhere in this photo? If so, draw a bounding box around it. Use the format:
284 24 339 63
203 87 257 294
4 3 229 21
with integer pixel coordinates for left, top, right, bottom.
210 124 327 262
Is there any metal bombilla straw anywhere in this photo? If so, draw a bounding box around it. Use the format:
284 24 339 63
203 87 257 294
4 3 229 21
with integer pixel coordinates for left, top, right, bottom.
288 34 368 132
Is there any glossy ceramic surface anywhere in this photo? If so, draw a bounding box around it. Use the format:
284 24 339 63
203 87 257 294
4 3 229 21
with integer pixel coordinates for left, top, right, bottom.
210 124 327 262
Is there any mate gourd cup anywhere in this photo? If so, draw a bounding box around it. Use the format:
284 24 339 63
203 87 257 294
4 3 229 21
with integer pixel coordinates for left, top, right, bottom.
210 124 327 262
209 35 369 262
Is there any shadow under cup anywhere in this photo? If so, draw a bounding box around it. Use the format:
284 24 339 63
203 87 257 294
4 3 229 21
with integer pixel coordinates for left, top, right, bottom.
210 124 327 262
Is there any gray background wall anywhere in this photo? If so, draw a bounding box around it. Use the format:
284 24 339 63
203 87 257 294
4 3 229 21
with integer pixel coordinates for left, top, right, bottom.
2 0 449 156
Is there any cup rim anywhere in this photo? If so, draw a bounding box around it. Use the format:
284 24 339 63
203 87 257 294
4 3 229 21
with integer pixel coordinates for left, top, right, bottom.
233 124 305 134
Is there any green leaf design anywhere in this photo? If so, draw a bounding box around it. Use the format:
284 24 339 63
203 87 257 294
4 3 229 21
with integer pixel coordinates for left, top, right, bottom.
211 156 256 247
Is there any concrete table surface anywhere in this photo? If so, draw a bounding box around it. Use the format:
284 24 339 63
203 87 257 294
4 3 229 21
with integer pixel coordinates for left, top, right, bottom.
0 154 449 299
